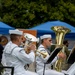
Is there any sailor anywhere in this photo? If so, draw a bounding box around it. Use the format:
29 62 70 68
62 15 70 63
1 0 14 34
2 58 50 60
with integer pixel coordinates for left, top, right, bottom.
36 34 66 75
1 29 38 75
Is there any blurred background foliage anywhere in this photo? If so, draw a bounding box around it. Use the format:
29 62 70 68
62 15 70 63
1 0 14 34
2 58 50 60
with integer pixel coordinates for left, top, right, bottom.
0 0 75 28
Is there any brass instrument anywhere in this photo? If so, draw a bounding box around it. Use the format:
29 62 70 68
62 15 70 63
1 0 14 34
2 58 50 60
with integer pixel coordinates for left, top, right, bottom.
24 33 48 58
36 50 48 58
51 26 71 72
24 33 38 54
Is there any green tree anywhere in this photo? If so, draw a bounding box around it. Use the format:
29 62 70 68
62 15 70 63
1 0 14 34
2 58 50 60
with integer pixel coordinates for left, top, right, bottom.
0 0 75 28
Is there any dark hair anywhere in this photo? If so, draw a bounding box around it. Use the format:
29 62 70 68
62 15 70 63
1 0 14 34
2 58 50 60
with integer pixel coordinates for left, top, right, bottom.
10 34 21 41
63 40 68 45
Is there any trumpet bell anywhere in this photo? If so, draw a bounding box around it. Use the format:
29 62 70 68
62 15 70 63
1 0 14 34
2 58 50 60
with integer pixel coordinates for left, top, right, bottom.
24 33 38 42
24 33 37 54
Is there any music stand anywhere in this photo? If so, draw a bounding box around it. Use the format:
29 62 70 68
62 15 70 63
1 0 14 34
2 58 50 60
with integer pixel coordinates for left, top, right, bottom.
0 66 14 75
67 46 75 64
43 47 62 75
50 44 56 52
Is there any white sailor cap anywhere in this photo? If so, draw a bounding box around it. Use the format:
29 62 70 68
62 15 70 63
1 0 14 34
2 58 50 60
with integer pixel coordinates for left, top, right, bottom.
9 29 23 35
40 34 52 40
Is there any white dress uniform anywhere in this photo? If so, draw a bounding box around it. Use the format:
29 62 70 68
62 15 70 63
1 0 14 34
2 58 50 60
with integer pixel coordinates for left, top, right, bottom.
36 44 64 75
1 41 38 75
62 62 75 75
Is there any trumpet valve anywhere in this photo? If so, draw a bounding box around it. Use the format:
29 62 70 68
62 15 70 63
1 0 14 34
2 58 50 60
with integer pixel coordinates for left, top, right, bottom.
36 50 48 58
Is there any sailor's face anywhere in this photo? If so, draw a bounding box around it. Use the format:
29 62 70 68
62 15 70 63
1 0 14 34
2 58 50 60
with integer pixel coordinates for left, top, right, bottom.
45 38 52 48
17 36 23 46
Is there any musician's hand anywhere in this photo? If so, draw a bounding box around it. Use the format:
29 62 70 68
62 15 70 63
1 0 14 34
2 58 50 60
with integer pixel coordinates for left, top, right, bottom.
28 44 36 51
57 52 66 60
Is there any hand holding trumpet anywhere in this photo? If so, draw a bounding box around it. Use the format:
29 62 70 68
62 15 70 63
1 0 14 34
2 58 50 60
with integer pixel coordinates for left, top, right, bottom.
23 33 38 54
25 43 36 54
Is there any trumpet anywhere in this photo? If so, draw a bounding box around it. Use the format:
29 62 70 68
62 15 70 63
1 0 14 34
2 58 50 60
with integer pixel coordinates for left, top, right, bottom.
24 33 38 54
35 50 48 58
23 33 48 58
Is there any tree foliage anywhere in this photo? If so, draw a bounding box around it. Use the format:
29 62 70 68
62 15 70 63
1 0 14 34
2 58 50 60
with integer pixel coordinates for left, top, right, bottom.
0 0 75 29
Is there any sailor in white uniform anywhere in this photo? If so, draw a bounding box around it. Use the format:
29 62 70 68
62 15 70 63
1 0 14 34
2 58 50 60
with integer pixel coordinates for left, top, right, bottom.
1 29 38 75
36 34 66 75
